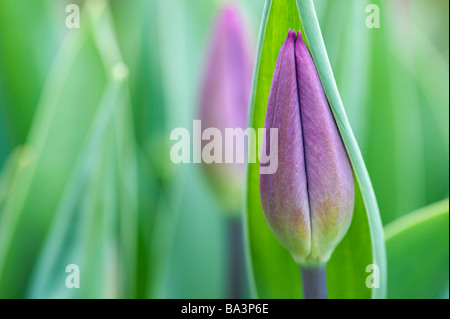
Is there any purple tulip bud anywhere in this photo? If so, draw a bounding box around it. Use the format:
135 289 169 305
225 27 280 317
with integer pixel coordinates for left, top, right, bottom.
259 30 354 265
199 4 253 213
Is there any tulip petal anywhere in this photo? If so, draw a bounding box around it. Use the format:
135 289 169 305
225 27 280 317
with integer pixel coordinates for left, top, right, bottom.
260 30 354 265
260 30 311 263
295 31 354 263
199 5 254 213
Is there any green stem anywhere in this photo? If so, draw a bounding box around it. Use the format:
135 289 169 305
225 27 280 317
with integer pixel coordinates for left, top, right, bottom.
228 217 244 299
300 264 328 299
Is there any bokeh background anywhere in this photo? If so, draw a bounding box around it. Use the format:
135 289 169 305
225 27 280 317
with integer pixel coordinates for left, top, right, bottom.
0 0 448 298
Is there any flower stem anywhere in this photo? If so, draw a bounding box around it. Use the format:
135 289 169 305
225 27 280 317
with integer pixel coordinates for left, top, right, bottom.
300 264 328 299
227 217 244 299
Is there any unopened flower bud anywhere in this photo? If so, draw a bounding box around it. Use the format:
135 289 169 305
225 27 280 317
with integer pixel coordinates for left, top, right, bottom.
199 4 253 213
259 30 354 265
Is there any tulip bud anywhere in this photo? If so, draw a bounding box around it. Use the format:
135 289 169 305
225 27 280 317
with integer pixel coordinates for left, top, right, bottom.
199 4 253 213
259 30 354 265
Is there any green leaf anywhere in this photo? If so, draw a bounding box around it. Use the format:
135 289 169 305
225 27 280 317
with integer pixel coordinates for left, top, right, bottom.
110 0 173 182
352 0 448 223
0 0 61 145
384 199 449 299
245 0 386 299
0 1 138 298
150 0 229 298
27 78 137 298
0 25 105 299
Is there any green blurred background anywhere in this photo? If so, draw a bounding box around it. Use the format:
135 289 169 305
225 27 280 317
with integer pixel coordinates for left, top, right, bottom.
0 0 448 298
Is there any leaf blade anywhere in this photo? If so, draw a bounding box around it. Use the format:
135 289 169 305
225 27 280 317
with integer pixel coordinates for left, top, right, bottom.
296 0 386 299
245 0 386 299
384 199 449 299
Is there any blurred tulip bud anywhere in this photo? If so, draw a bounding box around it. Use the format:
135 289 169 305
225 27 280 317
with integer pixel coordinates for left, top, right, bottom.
199 4 254 214
259 30 354 265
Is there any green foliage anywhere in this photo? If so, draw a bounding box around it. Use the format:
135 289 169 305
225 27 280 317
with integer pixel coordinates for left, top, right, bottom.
0 2 137 298
0 0 447 299
245 0 385 299
385 199 449 299
0 0 61 146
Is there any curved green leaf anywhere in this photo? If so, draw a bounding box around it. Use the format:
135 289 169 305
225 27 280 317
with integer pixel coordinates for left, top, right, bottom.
385 199 449 299
0 0 61 145
0 2 138 298
245 0 386 299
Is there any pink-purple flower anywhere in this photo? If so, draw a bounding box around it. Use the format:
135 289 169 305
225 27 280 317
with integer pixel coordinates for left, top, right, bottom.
259 30 354 265
199 4 253 213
